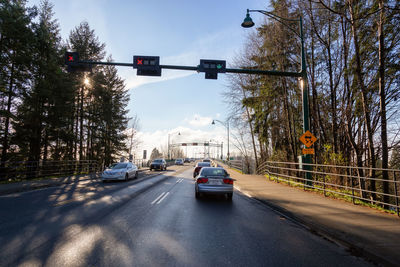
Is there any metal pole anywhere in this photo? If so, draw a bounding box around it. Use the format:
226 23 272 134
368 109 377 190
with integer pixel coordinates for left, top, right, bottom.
221 142 223 160
351 168 355 204
227 120 230 161
168 134 170 160
299 16 312 187
393 171 399 217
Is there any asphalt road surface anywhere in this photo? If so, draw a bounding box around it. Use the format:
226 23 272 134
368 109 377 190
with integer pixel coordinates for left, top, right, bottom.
0 165 371 266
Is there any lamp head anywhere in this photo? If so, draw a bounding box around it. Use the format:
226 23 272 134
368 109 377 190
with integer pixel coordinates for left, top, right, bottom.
241 10 255 28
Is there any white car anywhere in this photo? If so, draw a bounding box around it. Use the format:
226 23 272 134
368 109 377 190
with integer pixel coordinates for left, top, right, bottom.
102 162 138 182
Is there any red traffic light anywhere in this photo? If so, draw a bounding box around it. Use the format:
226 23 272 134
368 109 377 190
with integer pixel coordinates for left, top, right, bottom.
65 52 79 65
133 55 161 76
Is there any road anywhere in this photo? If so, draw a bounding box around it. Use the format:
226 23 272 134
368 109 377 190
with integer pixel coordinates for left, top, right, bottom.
0 165 371 266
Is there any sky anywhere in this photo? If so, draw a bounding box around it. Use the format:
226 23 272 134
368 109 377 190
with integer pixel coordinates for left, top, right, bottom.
27 0 269 159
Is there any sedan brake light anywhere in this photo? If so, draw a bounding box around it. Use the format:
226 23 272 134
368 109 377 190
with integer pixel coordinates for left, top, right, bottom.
223 178 233 185
197 178 208 184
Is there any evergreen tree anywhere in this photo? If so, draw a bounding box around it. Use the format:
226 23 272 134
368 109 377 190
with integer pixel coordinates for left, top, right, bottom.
150 148 162 160
0 0 36 163
68 21 105 160
90 56 129 167
12 0 65 162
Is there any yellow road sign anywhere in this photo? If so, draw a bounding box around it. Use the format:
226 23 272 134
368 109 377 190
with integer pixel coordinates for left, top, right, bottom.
300 131 317 147
302 148 315 155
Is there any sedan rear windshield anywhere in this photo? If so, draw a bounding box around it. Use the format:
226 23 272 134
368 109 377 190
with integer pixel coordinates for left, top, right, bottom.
201 168 228 177
112 163 127 169
152 160 163 163
197 162 211 167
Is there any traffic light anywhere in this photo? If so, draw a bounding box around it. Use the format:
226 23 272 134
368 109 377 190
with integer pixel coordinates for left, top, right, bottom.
133 55 161 76
65 51 79 65
199 59 226 79
64 52 92 72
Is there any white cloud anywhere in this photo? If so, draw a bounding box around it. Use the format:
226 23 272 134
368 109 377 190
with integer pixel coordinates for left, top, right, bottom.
185 114 213 127
119 68 194 90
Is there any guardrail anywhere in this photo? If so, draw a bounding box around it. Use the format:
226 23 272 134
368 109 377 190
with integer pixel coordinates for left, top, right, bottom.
257 161 400 216
216 159 255 174
0 160 99 181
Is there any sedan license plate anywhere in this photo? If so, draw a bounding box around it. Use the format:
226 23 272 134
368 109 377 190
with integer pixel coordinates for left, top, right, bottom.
208 179 221 185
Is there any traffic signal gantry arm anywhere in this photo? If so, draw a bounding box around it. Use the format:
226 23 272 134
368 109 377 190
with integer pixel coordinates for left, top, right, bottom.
64 52 303 79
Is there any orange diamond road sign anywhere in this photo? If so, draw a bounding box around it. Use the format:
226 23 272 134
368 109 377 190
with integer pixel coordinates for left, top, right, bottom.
299 131 317 147
302 148 315 155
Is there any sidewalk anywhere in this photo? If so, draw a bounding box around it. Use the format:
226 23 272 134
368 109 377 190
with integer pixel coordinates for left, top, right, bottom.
224 165 400 266
0 174 98 196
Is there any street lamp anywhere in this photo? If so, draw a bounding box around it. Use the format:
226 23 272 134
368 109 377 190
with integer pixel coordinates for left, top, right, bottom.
242 9 312 185
212 119 230 161
168 131 180 160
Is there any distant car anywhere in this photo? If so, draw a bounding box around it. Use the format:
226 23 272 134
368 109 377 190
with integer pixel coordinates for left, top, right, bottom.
175 158 184 165
184 158 190 163
102 162 138 182
193 162 211 178
150 158 167 171
202 159 211 163
195 167 234 201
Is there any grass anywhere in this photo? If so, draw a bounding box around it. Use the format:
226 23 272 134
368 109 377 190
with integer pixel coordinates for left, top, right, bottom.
229 167 244 174
264 174 399 215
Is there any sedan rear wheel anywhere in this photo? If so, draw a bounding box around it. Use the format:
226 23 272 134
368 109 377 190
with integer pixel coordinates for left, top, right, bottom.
227 193 233 201
135 171 138 179
195 191 200 199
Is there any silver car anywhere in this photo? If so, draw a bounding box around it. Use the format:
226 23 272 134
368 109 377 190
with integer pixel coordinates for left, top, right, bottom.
175 158 184 165
195 167 234 201
102 162 138 182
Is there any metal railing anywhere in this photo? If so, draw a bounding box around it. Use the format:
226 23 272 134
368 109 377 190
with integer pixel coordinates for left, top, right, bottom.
218 159 256 174
257 161 400 216
0 160 99 181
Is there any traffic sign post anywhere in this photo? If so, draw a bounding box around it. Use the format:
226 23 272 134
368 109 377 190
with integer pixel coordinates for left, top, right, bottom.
300 130 317 186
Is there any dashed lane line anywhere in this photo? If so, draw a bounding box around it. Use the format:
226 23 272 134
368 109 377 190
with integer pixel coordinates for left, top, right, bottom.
151 192 166 205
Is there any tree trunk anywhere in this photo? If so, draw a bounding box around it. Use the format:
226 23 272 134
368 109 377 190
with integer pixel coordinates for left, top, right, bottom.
1 62 15 166
378 0 389 207
79 86 84 161
348 1 376 200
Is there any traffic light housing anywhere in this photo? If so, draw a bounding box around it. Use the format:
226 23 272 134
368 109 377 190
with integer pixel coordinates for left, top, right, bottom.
199 59 226 79
65 51 79 65
133 55 161 76
64 52 92 72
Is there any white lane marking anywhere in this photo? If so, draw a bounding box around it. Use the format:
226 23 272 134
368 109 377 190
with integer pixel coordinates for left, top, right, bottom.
243 192 252 198
178 178 184 183
151 192 166 205
156 192 169 204
234 186 252 198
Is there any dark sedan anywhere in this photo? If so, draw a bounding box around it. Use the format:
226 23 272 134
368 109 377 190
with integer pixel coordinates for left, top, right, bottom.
193 161 211 178
150 158 167 171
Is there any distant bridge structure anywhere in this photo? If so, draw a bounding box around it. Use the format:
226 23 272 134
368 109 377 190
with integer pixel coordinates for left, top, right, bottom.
169 142 223 159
